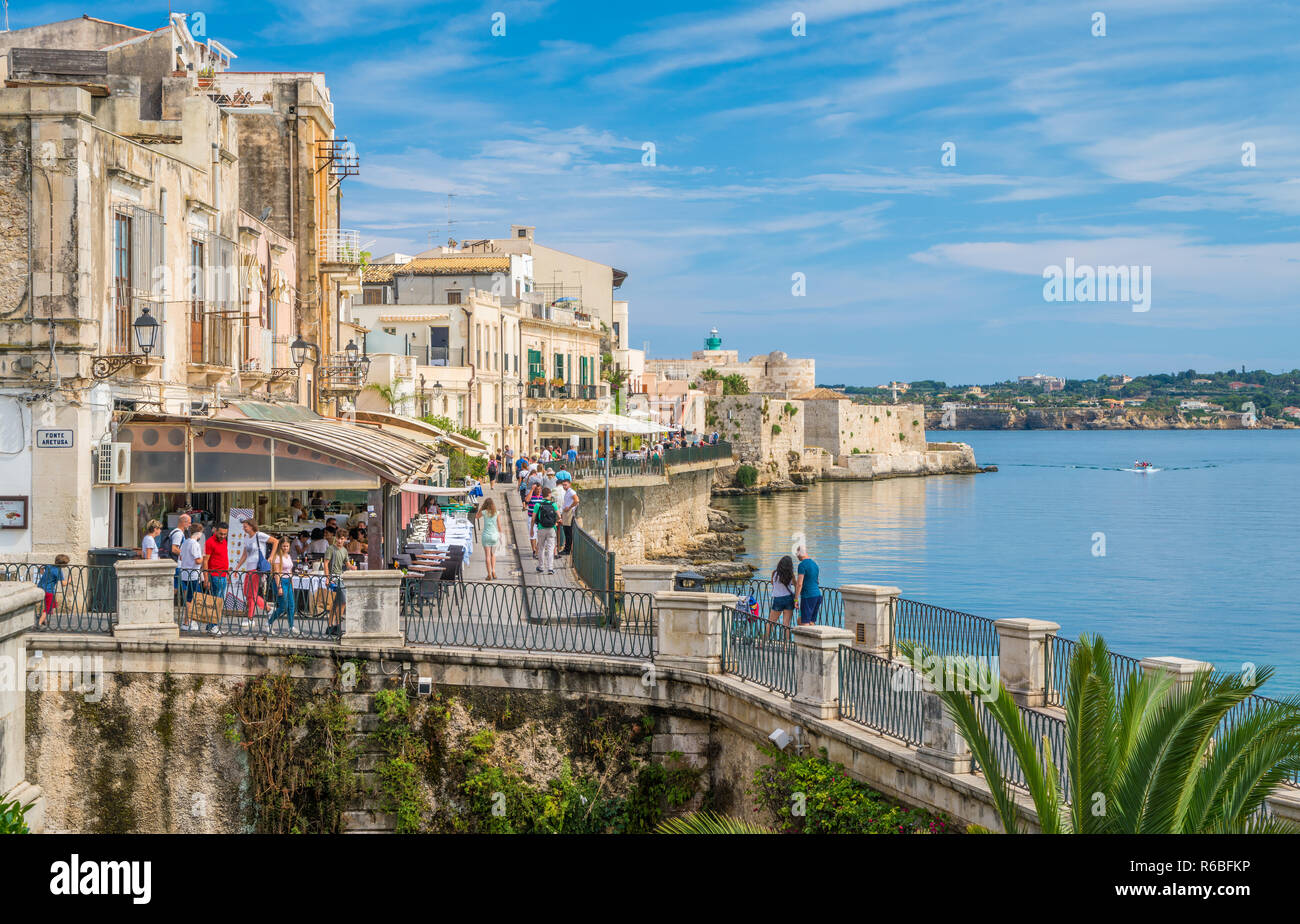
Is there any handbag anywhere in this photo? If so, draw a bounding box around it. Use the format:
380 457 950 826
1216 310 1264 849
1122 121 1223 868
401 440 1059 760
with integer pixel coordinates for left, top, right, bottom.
254 535 272 573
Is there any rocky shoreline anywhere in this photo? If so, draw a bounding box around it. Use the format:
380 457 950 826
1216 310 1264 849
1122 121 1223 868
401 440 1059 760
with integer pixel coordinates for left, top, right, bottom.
646 506 756 581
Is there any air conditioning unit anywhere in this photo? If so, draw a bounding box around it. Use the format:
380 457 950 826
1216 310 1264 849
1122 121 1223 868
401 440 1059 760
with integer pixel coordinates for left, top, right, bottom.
95 442 131 485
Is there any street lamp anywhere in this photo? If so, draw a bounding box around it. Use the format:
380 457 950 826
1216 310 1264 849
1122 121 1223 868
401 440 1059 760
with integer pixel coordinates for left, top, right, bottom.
132 304 159 356
92 305 161 378
343 339 360 366
290 336 314 369
432 380 444 401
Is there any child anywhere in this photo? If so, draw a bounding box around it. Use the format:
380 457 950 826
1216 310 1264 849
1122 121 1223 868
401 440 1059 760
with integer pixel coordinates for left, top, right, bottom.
477 498 500 581
36 554 70 628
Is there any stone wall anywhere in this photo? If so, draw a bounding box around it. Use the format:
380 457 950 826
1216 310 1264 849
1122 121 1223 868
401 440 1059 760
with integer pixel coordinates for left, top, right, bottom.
708 394 804 485
803 399 927 463
576 467 715 565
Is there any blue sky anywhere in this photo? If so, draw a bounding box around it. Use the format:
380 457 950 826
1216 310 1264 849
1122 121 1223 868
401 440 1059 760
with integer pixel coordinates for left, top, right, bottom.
17 1 1300 384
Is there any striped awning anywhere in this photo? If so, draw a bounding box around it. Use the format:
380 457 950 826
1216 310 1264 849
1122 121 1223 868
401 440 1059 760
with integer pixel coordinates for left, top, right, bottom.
352 410 488 457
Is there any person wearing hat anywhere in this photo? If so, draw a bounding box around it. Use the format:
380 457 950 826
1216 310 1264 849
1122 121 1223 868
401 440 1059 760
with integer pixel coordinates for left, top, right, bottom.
557 474 579 556
544 467 557 492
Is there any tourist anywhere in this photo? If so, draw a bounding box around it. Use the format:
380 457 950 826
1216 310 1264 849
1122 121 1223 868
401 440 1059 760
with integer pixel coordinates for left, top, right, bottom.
514 453 528 483
533 486 559 575
544 467 557 492
794 545 822 625
202 522 230 636
291 530 310 558
558 476 578 556
347 527 364 556
488 455 499 482
141 519 162 559
268 540 298 636
325 531 354 635
525 483 543 556
565 444 578 468
289 498 305 523
35 554 70 628
770 555 797 630
307 527 329 556
235 519 277 627
178 526 204 623
161 513 190 561
477 498 500 581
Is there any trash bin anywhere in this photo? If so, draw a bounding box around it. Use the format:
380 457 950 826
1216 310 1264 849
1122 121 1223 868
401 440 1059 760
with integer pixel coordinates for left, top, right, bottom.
87 547 137 613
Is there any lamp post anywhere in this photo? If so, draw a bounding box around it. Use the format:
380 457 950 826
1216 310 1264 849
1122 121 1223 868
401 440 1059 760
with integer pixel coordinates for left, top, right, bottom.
91 305 161 378
289 335 320 411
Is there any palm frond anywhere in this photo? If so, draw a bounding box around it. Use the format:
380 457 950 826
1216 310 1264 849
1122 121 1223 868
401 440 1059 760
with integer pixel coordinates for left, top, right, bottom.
655 811 777 834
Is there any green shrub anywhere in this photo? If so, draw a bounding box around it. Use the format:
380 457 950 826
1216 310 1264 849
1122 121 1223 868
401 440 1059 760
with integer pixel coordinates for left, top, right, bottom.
0 796 33 834
770 424 781 436
751 745 952 834
735 464 758 488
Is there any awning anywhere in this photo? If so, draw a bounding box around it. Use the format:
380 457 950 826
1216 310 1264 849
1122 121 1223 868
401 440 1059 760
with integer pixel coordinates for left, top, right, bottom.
352 410 489 457
537 411 674 435
210 402 442 483
398 484 472 496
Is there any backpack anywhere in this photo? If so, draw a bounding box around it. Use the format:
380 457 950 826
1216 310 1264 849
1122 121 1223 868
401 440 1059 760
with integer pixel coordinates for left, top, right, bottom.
535 501 557 529
159 527 182 560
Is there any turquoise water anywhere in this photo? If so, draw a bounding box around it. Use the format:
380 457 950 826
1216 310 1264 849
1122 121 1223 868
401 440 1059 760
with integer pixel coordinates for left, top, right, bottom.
711 430 1300 695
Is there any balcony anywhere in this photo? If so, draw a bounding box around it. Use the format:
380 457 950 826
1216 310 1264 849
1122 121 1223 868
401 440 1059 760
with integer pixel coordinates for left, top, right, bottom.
187 310 235 378
425 345 465 367
319 352 367 393
319 229 363 267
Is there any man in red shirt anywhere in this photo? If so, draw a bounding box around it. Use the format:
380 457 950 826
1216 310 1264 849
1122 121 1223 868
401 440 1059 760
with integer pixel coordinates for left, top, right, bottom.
202 521 230 602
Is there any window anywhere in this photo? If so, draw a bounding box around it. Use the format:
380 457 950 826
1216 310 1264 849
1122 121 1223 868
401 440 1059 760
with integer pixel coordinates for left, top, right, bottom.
446 290 462 304
428 325 449 365
113 213 133 353
613 321 620 345
189 238 206 363
364 288 383 305
383 327 397 336
517 229 527 238
527 349 544 380
554 353 565 381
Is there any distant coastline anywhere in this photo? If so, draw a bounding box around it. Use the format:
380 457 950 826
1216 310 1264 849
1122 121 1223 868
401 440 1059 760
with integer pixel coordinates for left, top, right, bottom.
923 407 1298 431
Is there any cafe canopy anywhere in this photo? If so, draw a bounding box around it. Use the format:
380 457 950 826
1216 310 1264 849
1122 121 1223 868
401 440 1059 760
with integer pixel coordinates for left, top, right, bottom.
122 402 442 492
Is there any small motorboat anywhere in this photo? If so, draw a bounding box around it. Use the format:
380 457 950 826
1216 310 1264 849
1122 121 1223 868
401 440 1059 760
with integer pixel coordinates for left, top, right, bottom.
1134 460 1153 469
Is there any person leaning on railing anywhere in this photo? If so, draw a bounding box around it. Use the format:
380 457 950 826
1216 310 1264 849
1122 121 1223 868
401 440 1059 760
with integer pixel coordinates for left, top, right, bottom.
324 531 355 636
35 554 70 629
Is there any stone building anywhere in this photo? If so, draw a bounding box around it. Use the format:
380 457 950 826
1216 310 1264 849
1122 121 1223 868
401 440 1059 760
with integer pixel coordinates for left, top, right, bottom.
0 14 353 561
797 389 927 464
644 328 815 397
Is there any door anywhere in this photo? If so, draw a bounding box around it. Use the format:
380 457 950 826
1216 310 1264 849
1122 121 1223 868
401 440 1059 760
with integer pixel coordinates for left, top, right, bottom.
189 238 206 363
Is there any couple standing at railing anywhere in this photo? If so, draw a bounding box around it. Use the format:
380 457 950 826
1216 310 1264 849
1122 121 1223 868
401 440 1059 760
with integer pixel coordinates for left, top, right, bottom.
755 545 822 630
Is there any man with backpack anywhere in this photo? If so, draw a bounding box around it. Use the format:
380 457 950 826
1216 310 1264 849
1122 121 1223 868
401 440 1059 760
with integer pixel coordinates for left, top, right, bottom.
160 513 190 599
532 486 560 575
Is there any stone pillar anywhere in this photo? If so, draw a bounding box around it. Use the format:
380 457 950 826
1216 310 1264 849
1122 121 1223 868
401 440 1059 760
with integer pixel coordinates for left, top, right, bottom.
840 584 899 656
113 558 180 640
792 623 853 719
917 687 974 774
994 618 1060 707
653 591 735 674
1140 656 1212 692
620 564 677 596
341 570 405 647
0 583 46 832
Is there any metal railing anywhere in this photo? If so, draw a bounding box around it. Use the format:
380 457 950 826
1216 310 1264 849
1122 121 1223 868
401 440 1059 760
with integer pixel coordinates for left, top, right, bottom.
1045 634 1142 708
1 564 118 634
974 699 1071 795
319 229 363 264
709 578 845 629
403 579 653 659
661 441 733 466
1219 693 1300 788
566 455 665 482
425 345 464 367
720 602 796 695
891 597 1000 662
174 567 342 642
570 524 615 596
837 645 924 746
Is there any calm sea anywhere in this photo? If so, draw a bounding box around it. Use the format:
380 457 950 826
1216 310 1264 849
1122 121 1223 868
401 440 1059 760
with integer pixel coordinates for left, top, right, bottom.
712 430 1300 695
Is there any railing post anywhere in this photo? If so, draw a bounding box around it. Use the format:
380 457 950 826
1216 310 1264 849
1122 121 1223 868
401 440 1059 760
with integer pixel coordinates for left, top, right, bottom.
994 618 1060 707
113 558 180 640
840 584 899 657
620 564 677 596
341 570 406 647
0 583 45 831
1140 656 1212 692
792 625 853 719
917 683 974 774
652 591 735 674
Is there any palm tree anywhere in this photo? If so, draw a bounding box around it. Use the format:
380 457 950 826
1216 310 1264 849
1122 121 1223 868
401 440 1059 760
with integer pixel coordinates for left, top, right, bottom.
900 636 1300 833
